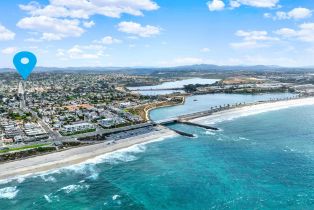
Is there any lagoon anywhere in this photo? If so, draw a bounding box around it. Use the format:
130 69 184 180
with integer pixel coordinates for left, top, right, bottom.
150 92 296 121
128 78 219 95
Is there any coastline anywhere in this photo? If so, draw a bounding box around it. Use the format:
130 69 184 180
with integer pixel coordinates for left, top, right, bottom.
2 96 314 182
191 96 314 125
0 126 177 181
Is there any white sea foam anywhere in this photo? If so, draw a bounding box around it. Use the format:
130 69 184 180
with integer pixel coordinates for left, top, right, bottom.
0 186 19 199
87 172 99 180
0 179 12 185
237 137 250 141
44 194 52 203
40 175 57 183
81 139 156 166
62 137 169 178
205 131 216 136
283 146 296 153
0 177 25 185
16 177 25 183
44 194 59 203
112 194 120 200
59 184 90 194
0 133 170 183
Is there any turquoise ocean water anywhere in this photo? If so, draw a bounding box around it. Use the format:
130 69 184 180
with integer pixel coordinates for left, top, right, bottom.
2 93 314 209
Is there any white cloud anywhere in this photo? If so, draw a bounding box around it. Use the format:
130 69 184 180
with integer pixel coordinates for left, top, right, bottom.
83 20 95 28
230 1 241 8
117 21 161 37
276 23 314 42
285 7 312 19
264 13 272 18
1 47 17 54
19 0 159 19
18 0 160 41
275 28 296 36
235 30 277 41
17 16 84 40
95 36 122 45
207 0 225 11
25 37 42 42
231 41 268 49
231 30 279 49
57 44 105 60
0 24 15 41
230 0 279 8
20 3 90 19
268 7 312 20
208 0 279 11
201 48 211 52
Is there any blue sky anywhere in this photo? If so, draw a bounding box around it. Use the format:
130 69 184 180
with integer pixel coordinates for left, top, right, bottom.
0 0 314 68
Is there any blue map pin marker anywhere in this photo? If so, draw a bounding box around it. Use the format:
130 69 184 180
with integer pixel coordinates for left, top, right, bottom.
13 51 37 80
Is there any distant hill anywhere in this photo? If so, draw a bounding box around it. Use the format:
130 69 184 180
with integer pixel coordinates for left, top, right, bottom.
1 64 314 74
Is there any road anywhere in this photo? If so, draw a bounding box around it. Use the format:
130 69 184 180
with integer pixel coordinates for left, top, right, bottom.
18 81 60 141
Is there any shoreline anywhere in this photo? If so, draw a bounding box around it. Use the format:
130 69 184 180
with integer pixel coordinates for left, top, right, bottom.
0 126 177 181
145 95 186 121
191 96 314 125
1 96 314 182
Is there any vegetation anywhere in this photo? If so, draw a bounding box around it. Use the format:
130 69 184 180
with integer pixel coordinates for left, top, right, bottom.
100 122 133 129
8 111 32 121
183 84 207 93
0 144 50 154
60 128 96 136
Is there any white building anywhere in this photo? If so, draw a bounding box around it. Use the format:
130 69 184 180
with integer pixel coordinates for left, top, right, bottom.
24 123 47 137
99 118 115 128
62 122 95 133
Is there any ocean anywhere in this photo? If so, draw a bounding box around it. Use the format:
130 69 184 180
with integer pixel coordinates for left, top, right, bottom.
2 93 314 209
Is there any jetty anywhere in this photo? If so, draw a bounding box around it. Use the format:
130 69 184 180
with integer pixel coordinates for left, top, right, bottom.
153 95 303 136
169 128 195 138
179 121 219 130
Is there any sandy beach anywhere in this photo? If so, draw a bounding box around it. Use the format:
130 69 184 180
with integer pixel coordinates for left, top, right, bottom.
1 96 314 181
191 97 314 125
0 126 177 181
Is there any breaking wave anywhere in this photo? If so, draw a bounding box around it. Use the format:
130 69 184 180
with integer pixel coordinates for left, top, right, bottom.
0 136 169 184
58 184 90 194
0 186 19 199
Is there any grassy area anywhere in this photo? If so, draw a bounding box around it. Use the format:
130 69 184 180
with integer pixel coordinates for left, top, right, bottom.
0 144 50 154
